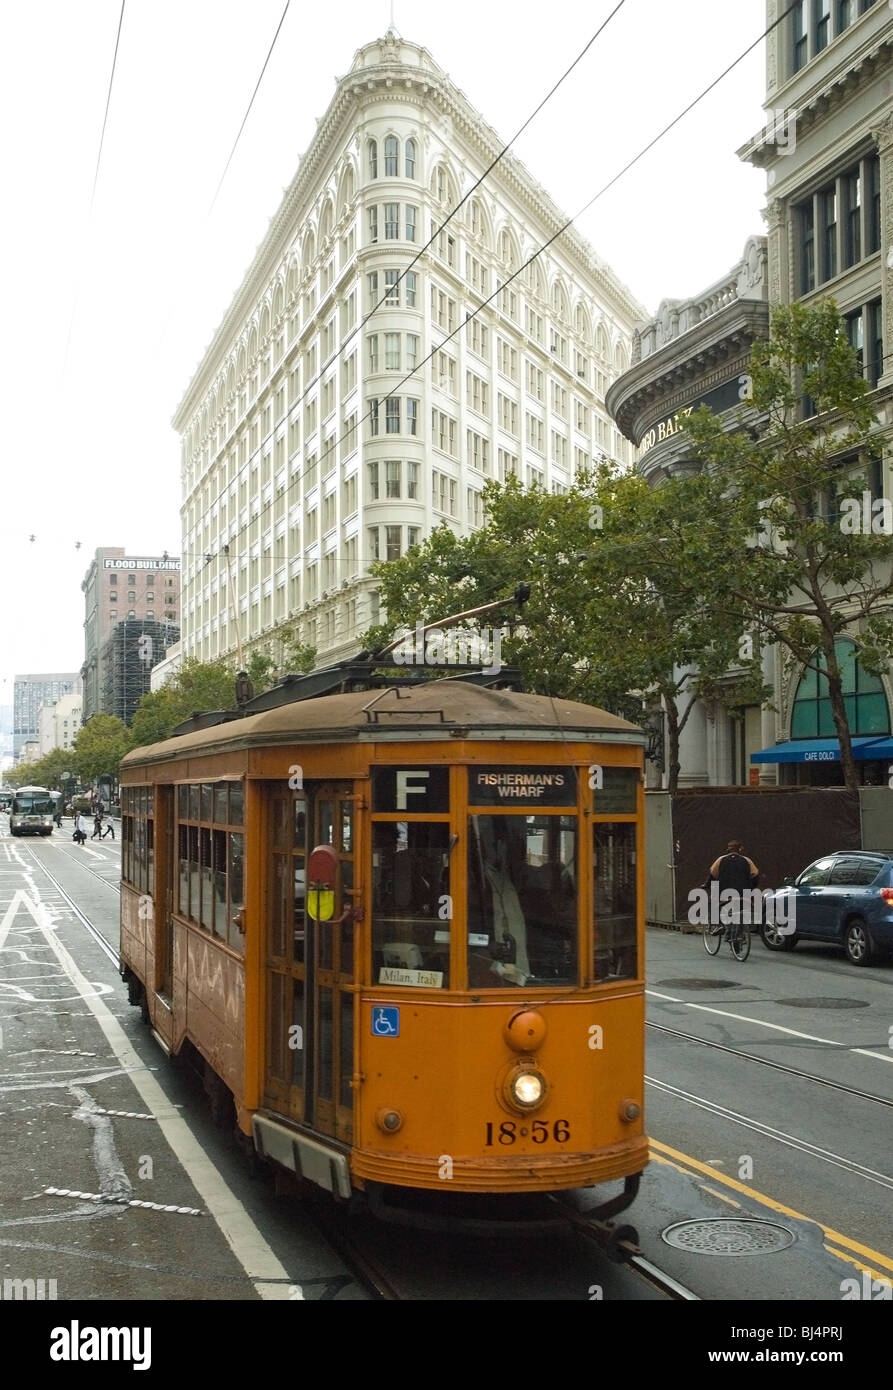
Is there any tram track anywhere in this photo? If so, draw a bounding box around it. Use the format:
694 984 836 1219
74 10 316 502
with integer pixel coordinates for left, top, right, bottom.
646 1019 893 1109
16 842 120 967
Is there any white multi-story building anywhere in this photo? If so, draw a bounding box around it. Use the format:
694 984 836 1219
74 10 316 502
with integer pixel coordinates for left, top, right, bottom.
173 32 646 668
37 693 82 756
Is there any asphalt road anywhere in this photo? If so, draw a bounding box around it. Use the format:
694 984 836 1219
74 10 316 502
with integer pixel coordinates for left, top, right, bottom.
1 818 891 1318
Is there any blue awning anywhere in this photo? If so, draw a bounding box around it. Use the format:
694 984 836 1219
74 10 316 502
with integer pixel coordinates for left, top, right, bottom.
751 735 893 763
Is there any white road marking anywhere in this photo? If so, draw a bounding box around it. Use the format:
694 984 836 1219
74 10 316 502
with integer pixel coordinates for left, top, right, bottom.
6 888 295 1299
647 987 892 1059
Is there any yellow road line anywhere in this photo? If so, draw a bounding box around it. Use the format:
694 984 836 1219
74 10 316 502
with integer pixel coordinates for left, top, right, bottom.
825 1245 893 1286
650 1138 893 1275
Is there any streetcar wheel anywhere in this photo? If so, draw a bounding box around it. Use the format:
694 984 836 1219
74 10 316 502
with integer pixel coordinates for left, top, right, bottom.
760 922 798 951
703 924 722 956
730 925 751 962
844 918 874 967
125 974 142 1007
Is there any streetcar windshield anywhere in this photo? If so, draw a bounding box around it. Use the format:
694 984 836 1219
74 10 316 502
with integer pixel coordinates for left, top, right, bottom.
371 822 451 987
467 814 577 988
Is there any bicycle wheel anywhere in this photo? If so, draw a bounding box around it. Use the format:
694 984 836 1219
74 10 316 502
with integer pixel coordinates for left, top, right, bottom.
730 924 751 961
703 923 723 956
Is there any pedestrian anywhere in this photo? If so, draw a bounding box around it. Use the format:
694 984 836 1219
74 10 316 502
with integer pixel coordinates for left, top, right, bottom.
91 812 103 840
102 818 116 840
75 812 89 846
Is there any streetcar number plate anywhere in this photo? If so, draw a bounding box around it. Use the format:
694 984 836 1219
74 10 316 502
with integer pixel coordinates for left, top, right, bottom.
485 1120 570 1145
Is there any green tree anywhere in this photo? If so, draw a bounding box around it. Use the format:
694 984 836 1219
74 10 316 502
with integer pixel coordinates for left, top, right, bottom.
368 468 767 789
74 714 130 784
684 300 887 794
128 659 236 749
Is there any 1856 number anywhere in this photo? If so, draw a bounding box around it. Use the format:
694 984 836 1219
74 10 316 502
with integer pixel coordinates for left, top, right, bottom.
485 1120 570 1146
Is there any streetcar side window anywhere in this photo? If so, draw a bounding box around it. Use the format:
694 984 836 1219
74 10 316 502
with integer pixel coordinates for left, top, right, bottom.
593 822 637 982
467 814 577 989
174 781 246 954
371 822 451 987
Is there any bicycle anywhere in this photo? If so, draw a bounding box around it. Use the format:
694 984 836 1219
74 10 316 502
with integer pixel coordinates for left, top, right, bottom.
703 917 751 961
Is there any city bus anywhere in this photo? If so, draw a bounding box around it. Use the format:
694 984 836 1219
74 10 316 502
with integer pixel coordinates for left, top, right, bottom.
10 785 56 836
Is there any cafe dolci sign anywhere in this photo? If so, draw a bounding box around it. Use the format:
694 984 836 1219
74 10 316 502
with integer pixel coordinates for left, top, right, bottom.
469 765 577 806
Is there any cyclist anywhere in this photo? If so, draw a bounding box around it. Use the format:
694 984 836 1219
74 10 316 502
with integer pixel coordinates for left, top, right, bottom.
709 840 760 895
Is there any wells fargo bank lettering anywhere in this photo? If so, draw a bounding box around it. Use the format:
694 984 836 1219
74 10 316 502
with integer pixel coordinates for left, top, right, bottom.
638 407 694 456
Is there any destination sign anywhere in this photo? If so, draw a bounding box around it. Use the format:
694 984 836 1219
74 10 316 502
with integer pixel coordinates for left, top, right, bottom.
468 766 577 807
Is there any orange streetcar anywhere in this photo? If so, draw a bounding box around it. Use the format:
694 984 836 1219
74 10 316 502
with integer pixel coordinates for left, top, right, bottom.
119 651 647 1221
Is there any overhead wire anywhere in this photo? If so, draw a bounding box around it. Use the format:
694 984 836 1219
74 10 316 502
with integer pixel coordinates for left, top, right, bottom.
61 0 127 388
208 0 292 216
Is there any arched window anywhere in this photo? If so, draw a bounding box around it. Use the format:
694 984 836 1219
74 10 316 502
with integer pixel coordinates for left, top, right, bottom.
405 138 416 179
384 135 399 176
368 139 378 179
791 639 890 738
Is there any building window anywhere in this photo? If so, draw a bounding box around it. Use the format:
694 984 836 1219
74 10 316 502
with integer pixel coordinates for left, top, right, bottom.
385 525 401 561
385 332 401 369
128 591 136 601
405 138 416 179
369 398 380 436
407 461 419 499
384 269 399 305
146 591 154 600
795 154 879 294
367 527 380 562
368 206 378 243
799 202 815 294
385 203 399 239
369 139 377 178
386 398 400 434
110 610 117 620
405 204 417 242
815 0 831 52
791 639 889 737
844 170 861 266
384 135 398 177
846 299 883 388
406 334 419 371
821 187 837 281
385 460 401 499
793 0 808 68
368 334 379 374
405 271 417 307
367 462 379 500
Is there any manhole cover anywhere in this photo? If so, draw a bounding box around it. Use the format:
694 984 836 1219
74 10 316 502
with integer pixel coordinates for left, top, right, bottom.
662 1218 796 1256
776 997 868 1010
657 978 744 990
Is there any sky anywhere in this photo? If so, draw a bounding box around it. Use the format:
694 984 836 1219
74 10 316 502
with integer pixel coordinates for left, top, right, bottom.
0 0 768 705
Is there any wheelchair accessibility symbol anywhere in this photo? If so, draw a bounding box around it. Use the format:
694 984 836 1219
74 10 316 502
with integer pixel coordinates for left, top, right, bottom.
372 1006 400 1037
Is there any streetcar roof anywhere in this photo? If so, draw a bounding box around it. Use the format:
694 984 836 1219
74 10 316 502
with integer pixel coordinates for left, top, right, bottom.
121 682 644 768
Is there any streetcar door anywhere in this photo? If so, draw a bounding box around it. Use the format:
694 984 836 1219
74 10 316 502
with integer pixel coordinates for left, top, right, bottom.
265 782 355 1143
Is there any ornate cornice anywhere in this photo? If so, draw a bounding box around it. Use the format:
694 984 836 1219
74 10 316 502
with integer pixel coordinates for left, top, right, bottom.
739 29 893 169
607 299 769 443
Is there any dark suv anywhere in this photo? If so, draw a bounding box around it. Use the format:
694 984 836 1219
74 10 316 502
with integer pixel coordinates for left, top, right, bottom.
761 851 893 966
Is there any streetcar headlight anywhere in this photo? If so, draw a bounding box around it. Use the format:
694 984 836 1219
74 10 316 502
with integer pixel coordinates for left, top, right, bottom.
509 1070 546 1110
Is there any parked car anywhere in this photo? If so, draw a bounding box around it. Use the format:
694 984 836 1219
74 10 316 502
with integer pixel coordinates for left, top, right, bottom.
761 851 893 966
